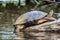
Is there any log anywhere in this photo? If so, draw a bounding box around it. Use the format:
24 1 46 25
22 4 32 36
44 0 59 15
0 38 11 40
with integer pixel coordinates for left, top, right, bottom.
25 19 60 32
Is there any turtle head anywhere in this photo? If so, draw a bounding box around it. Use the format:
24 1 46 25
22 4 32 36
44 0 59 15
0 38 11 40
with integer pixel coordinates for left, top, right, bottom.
45 10 56 21
47 10 54 18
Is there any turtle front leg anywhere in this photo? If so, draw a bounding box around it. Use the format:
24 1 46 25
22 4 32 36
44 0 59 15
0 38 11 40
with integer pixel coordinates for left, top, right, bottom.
37 19 47 24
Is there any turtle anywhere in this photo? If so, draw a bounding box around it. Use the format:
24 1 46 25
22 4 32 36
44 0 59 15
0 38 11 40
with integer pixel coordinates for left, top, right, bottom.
13 10 56 33
14 11 47 25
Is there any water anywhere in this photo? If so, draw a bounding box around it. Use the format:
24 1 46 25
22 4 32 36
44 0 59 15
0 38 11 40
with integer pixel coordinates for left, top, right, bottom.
18 32 60 40
0 24 60 40
1 31 60 40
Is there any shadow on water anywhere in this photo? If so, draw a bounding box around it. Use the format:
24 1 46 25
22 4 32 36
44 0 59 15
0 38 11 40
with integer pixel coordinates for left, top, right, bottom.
18 31 60 40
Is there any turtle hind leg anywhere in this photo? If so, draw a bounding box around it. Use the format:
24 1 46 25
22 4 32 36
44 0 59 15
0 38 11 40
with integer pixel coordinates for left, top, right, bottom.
13 25 17 34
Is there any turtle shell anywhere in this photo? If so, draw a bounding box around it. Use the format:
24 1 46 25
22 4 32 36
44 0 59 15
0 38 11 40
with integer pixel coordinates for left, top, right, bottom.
14 11 47 25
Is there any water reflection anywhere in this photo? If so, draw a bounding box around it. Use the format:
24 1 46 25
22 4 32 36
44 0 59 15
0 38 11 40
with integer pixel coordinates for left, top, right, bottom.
18 31 60 40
